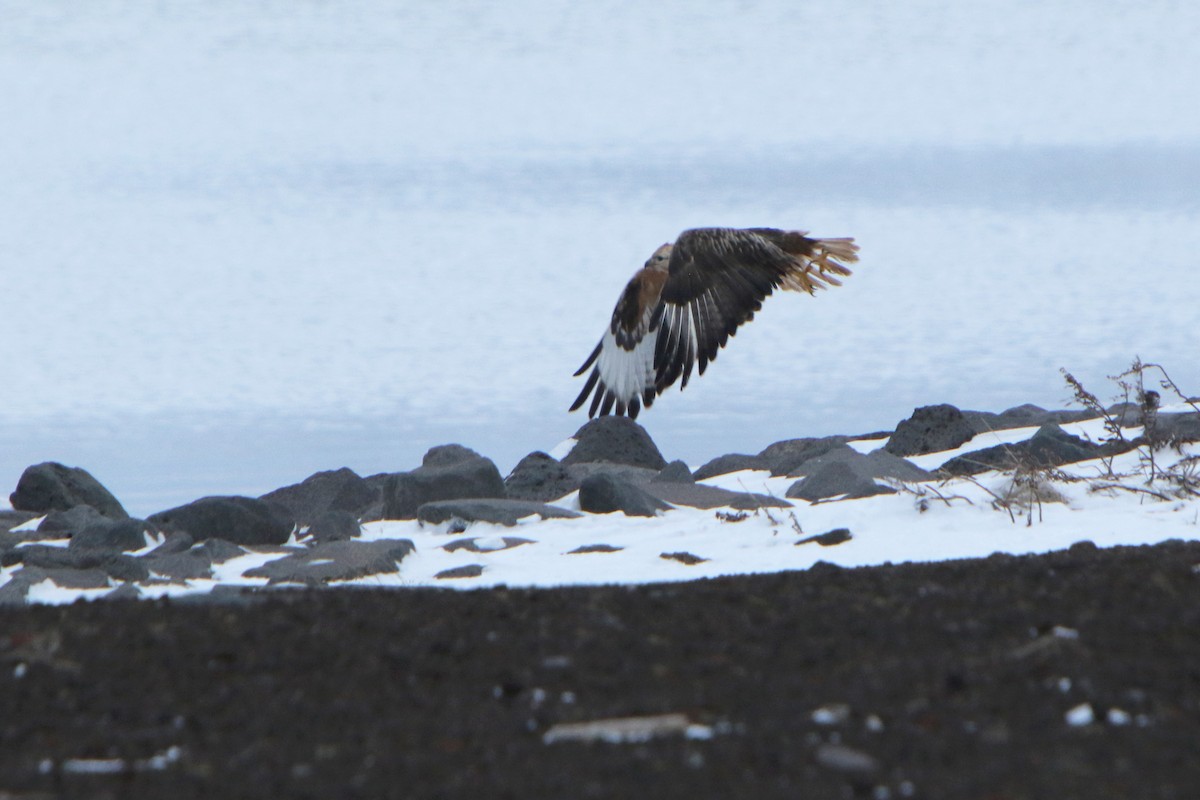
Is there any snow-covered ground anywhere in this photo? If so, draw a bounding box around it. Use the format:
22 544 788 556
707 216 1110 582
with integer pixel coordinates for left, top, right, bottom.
3 2 1199 515
6 414 1198 604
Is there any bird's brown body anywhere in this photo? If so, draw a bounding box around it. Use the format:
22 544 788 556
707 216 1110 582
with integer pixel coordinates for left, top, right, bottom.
571 226 858 418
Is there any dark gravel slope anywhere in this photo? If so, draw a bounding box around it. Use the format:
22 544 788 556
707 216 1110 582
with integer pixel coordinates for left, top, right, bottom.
2 539 1199 799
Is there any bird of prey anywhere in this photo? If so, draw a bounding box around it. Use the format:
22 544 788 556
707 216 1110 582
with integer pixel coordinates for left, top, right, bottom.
570 226 858 419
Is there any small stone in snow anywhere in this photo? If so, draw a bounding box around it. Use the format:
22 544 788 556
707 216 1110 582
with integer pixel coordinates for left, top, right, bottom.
660 551 708 565
435 564 484 580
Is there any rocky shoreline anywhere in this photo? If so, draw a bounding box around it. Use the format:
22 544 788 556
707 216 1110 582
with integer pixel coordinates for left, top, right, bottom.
3 402 1198 605
2 401 1199 796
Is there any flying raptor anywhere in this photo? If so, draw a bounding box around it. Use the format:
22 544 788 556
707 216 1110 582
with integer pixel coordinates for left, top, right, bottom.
570 226 858 418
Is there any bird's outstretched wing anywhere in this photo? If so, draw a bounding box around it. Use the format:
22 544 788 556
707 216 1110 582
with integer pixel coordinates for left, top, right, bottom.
568 267 667 419
653 227 856 392
570 227 857 418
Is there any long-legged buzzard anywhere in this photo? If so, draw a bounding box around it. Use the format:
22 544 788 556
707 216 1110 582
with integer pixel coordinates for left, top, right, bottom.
570 226 858 418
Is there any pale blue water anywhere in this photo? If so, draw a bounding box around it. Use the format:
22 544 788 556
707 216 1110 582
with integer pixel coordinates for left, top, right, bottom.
3 2 1199 516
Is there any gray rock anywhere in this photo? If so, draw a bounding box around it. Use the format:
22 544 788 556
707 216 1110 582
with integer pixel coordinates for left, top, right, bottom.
145 531 196 556
797 528 853 546
940 423 1134 476
422 444 484 468
306 510 362 543
38 505 108 534
660 551 707 565
757 437 851 476
142 550 215 581
243 539 415 585
651 460 695 484
578 473 671 517
786 462 896 502
149 496 295 546
103 583 144 601
566 462 660 485
196 538 248 564
788 445 930 482
1155 412 1200 443
9 462 128 519
567 544 624 554
560 417 668 470
692 453 768 481
259 468 378 525
884 404 977 457
442 536 535 553
0 566 114 605
8 545 150 582
0 510 38 533
435 564 484 580
381 456 507 520
69 518 155 552
964 404 1098 434
417 499 581 526
504 452 579 502
644 483 791 511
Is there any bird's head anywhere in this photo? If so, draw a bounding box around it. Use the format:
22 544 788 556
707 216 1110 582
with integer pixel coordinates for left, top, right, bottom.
644 243 673 270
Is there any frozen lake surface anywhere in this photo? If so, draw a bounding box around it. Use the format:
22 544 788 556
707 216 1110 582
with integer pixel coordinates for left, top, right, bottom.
3 2 1199 516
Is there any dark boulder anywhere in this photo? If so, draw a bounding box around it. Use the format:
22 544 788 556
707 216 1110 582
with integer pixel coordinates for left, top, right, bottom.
693 453 768 481
149 496 295 546
421 444 484 468
504 452 579 502
561 417 667 470
884 404 976 457
645 482 791 511
757 437 851 476
259 468 378 525
380 450 507 520
786 462 896 502
417 499 580 526
578 473 670 517
9 462 128 519
69 518 156 552
306 510 362 543
652 460 695 484
0 510 38 534
141 549 216 581
38 505 109 534
788 445 930 482
940 423 1133 476
963 404 1097 434
6 545 150 582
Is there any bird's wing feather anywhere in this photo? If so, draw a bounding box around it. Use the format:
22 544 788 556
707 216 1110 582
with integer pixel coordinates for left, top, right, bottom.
654 227 854 393
569 268 665 418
